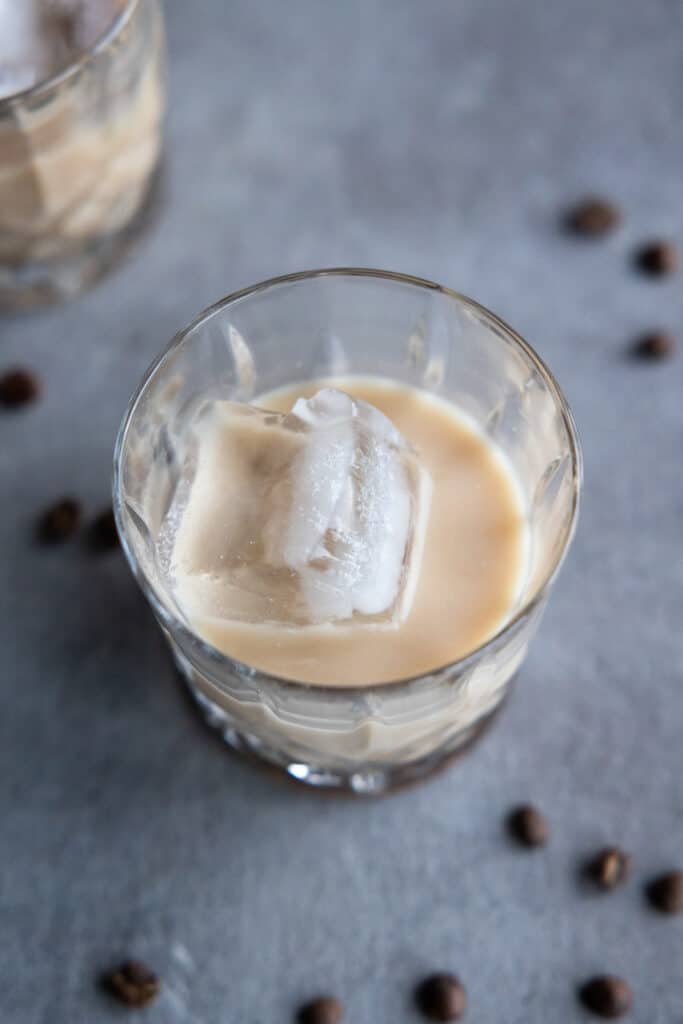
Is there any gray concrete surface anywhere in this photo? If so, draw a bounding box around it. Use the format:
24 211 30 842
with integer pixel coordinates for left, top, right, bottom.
2 0 682 1020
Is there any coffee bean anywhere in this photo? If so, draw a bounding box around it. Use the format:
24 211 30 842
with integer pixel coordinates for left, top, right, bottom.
579 976 632 1018
646 870 683 914
589 847 632 890
507 804 549 847
89 507 119 551
632 330 675 360
636 240 678 276
566 197 621 237
297 995 344 1024
415 974 466 1021
37 498 81 543
0 368 40 408
105 960 160 1008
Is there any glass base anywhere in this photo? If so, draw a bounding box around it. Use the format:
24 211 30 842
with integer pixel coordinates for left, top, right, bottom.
0 159 165 312
184 674 507 796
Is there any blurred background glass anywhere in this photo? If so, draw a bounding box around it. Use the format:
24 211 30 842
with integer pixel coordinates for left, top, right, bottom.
0 0 165 310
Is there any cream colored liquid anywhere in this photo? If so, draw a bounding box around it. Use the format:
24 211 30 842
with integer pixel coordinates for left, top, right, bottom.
177 378 528 686
0 0 163 265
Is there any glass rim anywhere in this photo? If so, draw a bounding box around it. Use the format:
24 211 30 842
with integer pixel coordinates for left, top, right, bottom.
0 0 140 107
113 267 583 697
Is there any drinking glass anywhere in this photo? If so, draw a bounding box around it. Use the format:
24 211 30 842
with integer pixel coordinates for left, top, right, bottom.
0 0 165 309
114 269 582 794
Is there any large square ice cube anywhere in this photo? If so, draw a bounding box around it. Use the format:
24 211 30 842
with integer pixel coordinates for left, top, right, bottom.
164 389 432 629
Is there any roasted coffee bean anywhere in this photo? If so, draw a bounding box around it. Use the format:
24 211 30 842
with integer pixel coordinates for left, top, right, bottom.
567 197 621 236
297 995 344 1024
647 870 683 914
37 498 81 543
579 975 632 1018
633 331 675 360
507 804 549 847
636 240 678 276
89 507 119 551
105 960 160 1008
415 973 466 1021
589 847 632 890
0 368 40 408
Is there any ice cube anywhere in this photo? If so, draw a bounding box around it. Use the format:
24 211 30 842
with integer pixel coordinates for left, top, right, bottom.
165 389 432 629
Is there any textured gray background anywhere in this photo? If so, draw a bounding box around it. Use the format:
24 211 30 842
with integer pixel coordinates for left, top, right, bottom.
2 0 682 1021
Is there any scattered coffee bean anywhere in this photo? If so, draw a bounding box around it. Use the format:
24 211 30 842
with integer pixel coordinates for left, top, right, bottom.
579 976 632 1018
105 960 160 1008
297 995 344 1024
37 498 81 543
566 197 621 237
0 368 40 408
635 240 678 276
89 507 119 551
646 870 683 914
589 847 632 890
415 973 466 1022
632 330 675 360
507 804 549 847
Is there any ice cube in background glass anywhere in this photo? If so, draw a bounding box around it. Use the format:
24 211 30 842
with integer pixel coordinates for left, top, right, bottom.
0 0 125 98
164 389 433 630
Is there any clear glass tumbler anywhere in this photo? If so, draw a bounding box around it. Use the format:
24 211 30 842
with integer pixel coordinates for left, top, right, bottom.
0 0 165 310
114 269 582 794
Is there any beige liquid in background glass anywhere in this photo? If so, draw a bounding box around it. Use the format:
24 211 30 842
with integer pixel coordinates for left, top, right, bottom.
171 379 529 686
0 0 164 274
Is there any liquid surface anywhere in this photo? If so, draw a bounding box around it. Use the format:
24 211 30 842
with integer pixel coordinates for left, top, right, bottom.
174 379 529 686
